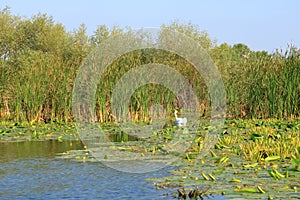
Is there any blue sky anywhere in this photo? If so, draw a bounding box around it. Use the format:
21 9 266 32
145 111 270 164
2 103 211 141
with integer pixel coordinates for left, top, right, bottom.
1 0 299 52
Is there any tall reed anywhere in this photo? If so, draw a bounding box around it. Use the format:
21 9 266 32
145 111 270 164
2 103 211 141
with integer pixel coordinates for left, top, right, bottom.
0 9 299 122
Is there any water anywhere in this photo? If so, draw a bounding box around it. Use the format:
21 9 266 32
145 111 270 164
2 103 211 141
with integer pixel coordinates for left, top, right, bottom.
0 140 174 200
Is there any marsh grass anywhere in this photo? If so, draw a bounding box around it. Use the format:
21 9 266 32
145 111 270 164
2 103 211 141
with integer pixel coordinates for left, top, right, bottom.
218 119 300 161
2 46 298 123
0 10 299 122
144 118 300 199
239 129 300 161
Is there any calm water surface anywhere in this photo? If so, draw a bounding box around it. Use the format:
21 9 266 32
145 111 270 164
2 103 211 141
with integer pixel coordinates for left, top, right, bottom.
0 140 175 200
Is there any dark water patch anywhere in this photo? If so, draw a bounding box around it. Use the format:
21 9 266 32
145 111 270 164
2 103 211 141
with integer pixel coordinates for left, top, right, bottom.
0 140 84 162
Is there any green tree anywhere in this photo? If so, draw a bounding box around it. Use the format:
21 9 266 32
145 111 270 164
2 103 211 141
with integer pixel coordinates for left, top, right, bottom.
161 20 216 50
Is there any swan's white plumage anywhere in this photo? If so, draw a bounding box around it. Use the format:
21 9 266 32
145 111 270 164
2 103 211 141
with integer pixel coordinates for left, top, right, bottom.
174 110 187 127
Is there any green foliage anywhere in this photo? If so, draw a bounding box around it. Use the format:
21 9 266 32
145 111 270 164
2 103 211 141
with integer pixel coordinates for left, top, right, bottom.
210 43 300 119
0 8 299 122
148 118 300 199
0 8 82 122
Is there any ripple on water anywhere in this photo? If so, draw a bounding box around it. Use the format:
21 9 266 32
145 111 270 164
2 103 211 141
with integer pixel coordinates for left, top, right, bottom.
0 141 175 200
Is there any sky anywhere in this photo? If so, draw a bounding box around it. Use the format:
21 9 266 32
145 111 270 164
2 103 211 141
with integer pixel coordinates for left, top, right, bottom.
1 0 299 53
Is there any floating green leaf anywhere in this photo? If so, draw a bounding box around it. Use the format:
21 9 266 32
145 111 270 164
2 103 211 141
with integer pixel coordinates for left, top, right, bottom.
265 156 281 162
243 162 258 168
234 187 259 193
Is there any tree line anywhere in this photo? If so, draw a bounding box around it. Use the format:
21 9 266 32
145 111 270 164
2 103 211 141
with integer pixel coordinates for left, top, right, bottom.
0 7 299 122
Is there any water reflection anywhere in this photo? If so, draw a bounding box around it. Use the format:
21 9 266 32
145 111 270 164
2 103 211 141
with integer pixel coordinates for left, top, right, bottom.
0 140 84 162
0 140 174 199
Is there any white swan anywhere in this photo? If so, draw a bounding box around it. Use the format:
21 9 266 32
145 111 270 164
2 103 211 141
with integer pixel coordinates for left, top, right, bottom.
174 110 187 127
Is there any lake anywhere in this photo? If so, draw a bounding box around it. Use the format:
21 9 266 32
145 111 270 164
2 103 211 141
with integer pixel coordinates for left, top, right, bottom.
0 140 179 200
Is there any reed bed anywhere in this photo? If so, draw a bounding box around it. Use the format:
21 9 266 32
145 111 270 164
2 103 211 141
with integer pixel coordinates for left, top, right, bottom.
0 10 299 122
